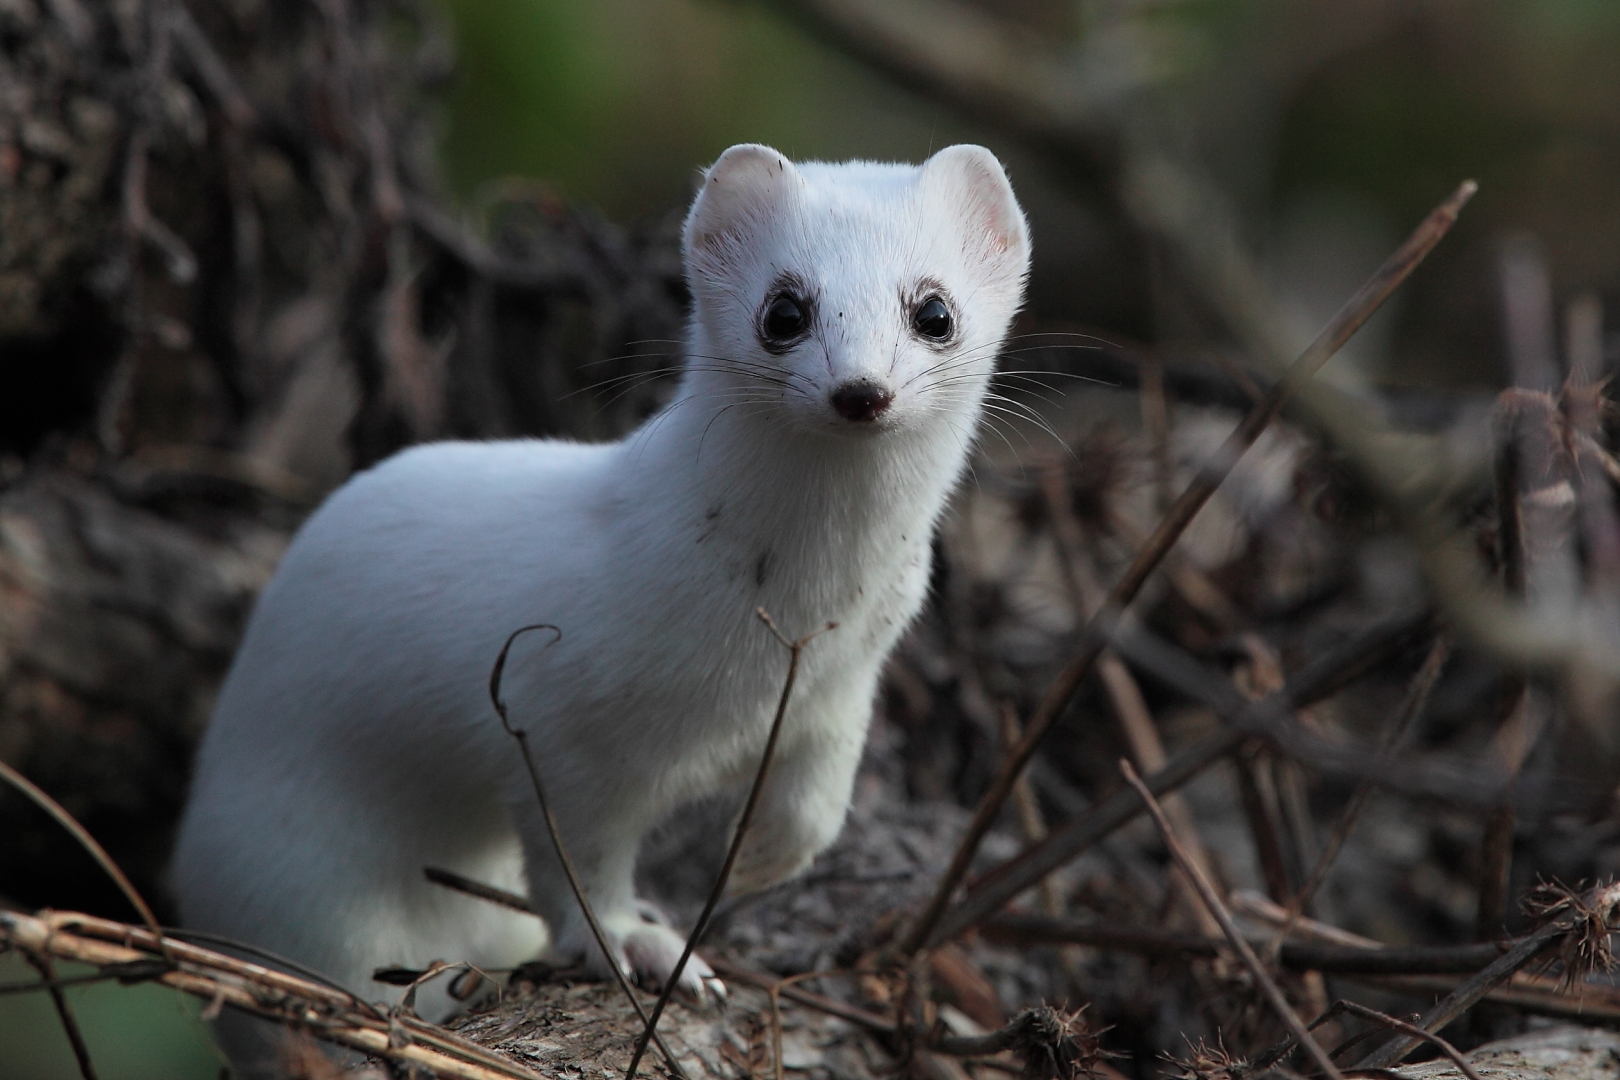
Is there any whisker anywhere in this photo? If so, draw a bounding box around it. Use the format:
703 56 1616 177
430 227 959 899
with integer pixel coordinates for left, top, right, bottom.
980 396 1075 459
974 401 1044 457
1000 330 1122 348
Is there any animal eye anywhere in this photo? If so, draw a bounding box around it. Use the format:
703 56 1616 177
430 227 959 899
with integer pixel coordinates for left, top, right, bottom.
913 297 952 340
762 296 808 343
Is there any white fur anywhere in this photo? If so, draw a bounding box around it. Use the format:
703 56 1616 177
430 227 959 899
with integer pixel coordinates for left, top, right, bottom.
170 144 1029 1070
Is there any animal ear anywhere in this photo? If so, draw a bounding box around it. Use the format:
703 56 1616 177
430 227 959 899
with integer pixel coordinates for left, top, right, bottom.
684 144 798 256
920 145 1029 263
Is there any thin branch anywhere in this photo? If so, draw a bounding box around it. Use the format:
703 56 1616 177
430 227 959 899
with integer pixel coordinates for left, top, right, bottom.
1121 759 1344 1080
0 758 171 963
982 916 1511 975
487 625 688 1080
23 952 99 1080
424 866 536 916
1327 1003 1482 1080
1134 156 1618 693
1234 747 1296 905
625 610 836 1080
930 1003 1105 1079
1274 631 1454 945
1254 1001 1482 1080
168 2 258 128
1565 294 1620 583
1356 880 1620 1068
900 181 1473 957
709 959 897 1035
1362 973 1620 1025
1040 461 1221 934
2 910 541 1080
1107 618 1497 805
1235 891 1620 1022
927 608 1429 947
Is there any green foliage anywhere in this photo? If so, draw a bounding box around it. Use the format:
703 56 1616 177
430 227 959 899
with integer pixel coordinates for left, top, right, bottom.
0 953 222 1080
436 0 955 220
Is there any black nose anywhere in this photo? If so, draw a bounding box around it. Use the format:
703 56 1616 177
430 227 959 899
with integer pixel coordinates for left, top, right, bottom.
830 382 894 422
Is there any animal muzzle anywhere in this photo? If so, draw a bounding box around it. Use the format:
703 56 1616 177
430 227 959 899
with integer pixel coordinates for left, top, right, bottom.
830 381 894 422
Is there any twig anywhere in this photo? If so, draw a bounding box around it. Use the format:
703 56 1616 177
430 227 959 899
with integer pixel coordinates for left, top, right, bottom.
1477 409 1529 941
705 959 896 1035
930 1004 1105 1079
1565 294 1620 583
1040 461 1221 934
1121 759 1344 1080
0 758 171 963
625 610 836 1080
1233 891 1620 1022
1274 631 1454 946
1356 880 1620 1068
900 180 1472 957
982 911 1620 1022
1477 241 1571 940
161 927 377 1005
1107 618 1497 806
23 952 99 1080
122 127 199 284
2 910 541 1080
1234 748 1296 905
0 962 169 997
415 868 897 1043
425 866 536 915
1000 703 1063 917
168 2 258 128
1331 1004 1480 1080
1360 973 1620 1024
1255 1001 1482 1080
982 915 1508 974
927 608 1429 947
487 625 688 1080
1232 641 1317 910
1140 351 1172 513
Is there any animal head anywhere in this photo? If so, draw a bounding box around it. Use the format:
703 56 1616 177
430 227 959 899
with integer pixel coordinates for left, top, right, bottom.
681 144 1030 438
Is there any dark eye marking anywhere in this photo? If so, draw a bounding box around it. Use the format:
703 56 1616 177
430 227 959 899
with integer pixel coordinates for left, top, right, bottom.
763 296 807 342
912 296 953 341
757 277 814 352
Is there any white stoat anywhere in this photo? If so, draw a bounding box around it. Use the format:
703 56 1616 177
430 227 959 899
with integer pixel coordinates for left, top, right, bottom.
171 143 1029 1068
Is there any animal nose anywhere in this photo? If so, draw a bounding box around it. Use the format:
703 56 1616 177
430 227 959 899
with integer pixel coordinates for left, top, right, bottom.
830 381 894 422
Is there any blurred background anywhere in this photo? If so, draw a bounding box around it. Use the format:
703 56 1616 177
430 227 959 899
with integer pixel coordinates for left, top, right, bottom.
5 0 1620 1075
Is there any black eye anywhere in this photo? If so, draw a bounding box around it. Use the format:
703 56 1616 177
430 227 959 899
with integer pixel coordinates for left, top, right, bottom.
913 297 952 340
763 296 808 344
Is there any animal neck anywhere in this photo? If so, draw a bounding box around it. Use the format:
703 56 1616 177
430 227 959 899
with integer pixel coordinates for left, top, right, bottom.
615 359 976 612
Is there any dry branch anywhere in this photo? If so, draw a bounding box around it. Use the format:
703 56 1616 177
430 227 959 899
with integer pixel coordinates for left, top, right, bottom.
1259 1001 1484 1080
486 624 687 1079
1285 632 1453 932
1357 881 1620 1068
926 606 1430 947
0 910 542 1080
1107 618 1495 805
0 757 168 957
981 915 1508 975
901 178 1473 957
626 612 835 1080
1121 759 1344 1080
21 950 100 1080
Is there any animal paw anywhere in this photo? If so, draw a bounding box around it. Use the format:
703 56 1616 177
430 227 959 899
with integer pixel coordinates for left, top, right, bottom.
560 907 726 1002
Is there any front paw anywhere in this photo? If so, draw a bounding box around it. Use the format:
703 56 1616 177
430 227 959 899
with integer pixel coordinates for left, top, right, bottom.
558 909 725 1002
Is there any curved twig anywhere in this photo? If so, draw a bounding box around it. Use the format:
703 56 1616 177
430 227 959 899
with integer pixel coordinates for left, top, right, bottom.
625 609 837 1080
487 624 689 1080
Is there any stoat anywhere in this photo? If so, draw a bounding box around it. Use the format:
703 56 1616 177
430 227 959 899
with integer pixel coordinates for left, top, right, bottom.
171 143 1029 1069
